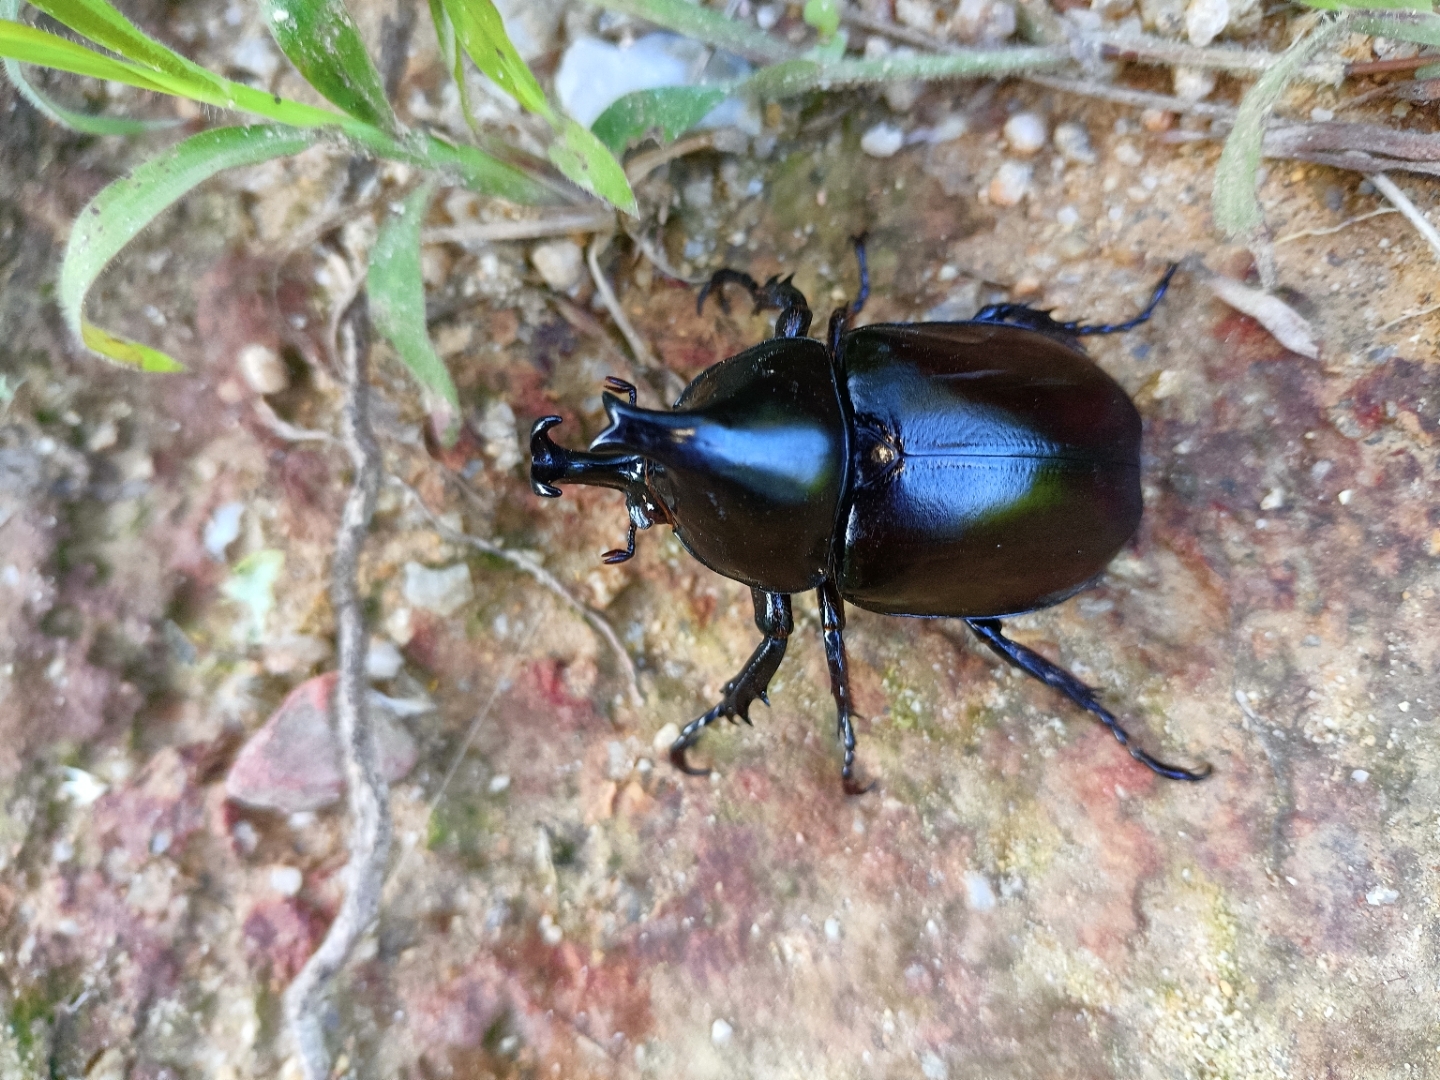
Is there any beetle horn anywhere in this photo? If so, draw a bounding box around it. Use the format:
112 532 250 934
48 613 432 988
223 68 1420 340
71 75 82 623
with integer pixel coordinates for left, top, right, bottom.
529 415 647 498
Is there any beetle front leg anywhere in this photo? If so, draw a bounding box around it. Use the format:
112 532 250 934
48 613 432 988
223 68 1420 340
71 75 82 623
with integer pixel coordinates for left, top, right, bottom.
965 618 1211 782
818 581 871 795
670 590 793 777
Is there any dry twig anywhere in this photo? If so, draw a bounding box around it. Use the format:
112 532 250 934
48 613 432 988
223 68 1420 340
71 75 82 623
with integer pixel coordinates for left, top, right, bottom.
422 208 616 247
588 232 688 403
283 301 390 1079
1365 172 1440 262
394 474 644 710
1275 207 1397 244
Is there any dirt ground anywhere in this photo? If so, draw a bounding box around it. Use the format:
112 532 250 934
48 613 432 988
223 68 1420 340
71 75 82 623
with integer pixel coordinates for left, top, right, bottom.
3 0 1440 1077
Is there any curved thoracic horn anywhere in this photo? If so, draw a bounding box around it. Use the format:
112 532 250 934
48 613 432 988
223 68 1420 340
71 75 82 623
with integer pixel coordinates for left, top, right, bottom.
528 414 645 498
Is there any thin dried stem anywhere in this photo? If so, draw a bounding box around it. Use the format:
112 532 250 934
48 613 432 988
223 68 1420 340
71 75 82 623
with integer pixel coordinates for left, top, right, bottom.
422 208 615 246
1023 73 1237 118
1366 172 1440 263
283 301 389 1080
1274 207 1397 244
394 475 644 710
1378 300 1440 332
625 132 717 185
588 232 687 402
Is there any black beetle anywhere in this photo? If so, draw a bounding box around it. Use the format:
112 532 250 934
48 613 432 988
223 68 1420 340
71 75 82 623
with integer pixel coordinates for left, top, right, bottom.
531 239 1209 793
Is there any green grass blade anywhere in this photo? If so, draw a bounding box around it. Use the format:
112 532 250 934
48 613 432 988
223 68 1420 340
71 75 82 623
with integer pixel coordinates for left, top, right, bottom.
1 0 176 131
26 0 227 94
369 180 460 412
742 47 1069 99
0 19 175 90
2 58 179 132
548 116 637 213
437 0 551 118
257 0 396 132
591 85 726 153
0 17 353 126
584 0 795 63
1213 16 1344 237
61 124 317 368
1349 8 1440 45
1301 0 1429 10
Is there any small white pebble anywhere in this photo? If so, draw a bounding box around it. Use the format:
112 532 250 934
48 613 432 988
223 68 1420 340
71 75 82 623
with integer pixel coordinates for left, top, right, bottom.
1173 65 1217 102
937 264 959 282
1056 205 1080 227
238 343 288 395
1351 769 1369 783
861 122 904 159
755 3 780 30
964 870 996 911
1260 487 1285 511
1365 885 1398 906
1003 112 1047 155
488 774 511 794
652 722 680 756
1311 107 1335 122
1398 701 1410 712
530 240 583 293
539 912 564 945
1052 122 1096 165
1185 0 1229 47
710 1018 734 1047
1113 141 1143 167
1337 489 1353 505
824 917 842 942
987 161 1032 207
269 865 303 897
366 639 404 681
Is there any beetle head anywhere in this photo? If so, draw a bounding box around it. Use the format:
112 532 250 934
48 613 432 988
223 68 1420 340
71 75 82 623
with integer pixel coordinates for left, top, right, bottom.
529 397 666 564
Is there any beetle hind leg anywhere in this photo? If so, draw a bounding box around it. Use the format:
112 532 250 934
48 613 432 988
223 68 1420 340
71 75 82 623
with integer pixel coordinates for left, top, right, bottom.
818 582 873 795
670 590 793 778
965 617 1211 782
971 263 1178 339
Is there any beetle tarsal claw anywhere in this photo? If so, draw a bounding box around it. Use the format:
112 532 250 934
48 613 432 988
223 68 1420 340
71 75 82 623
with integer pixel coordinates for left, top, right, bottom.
669 742 711 777
842 775 876 797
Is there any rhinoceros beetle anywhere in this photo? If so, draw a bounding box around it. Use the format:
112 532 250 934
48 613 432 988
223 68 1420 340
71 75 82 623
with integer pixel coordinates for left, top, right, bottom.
531 239 1209 794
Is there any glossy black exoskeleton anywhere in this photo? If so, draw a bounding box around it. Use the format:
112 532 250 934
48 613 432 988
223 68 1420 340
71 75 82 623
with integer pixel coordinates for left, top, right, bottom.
530 240 1209 794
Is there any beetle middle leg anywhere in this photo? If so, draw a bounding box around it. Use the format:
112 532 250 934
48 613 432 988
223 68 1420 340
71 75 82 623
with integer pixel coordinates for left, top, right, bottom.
818 581 872 795
965 617 1211 782
670 590 793 776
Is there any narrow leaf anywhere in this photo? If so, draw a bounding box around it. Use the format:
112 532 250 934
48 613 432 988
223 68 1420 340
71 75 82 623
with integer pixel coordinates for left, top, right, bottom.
0 19 176 91
584 0 796 64
0 17 349 127
437 0 551 118
1349 8 1440 46
548 117 637 214
26 0 227 93
591 85 726 153
1213 16 1344 237
1300 0 1429 10
60 125 316 367
802 0 840 37
80 322 186 370
368 181 460 412
1 0 175 131
258 0 395 131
